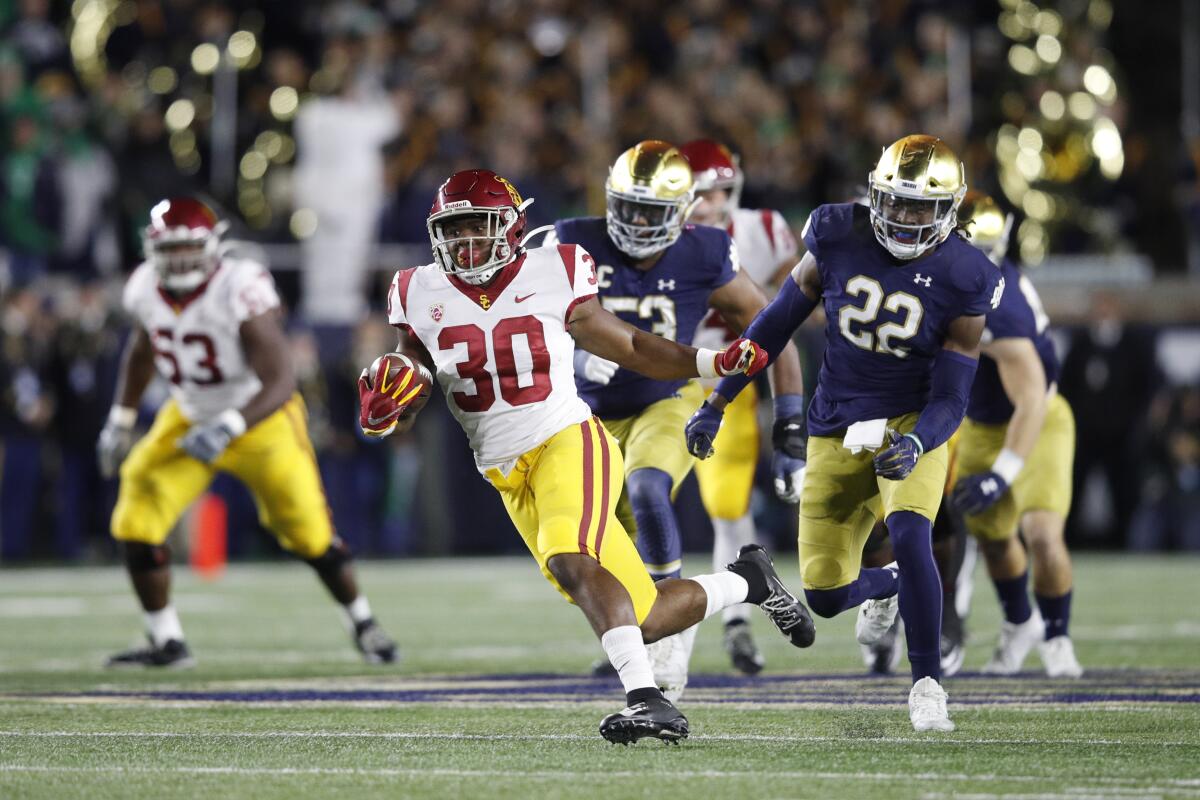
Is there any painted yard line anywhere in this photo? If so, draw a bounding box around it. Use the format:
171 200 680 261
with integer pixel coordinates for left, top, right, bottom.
2 730 1197 748
1 765 1199 790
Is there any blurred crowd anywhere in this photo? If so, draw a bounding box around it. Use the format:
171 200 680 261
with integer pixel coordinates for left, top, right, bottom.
0 0 1196 561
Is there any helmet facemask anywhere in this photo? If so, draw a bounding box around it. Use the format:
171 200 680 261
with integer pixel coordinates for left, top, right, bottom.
146 229 222 293
428 206 522 286
868 180 964 260
605 186 697 260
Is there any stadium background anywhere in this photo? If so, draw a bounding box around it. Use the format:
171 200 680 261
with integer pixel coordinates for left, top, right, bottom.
1 0 1198 567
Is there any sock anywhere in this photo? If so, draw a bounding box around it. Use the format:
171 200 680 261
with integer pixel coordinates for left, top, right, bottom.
804 565 898 618
887 511 942 683
712 514 756 623
627 469 682 579
144 605 184 647
993 571 1033 625
600 625 658 697
691 571 750 620
342 595 373 628
1036 589 1072 640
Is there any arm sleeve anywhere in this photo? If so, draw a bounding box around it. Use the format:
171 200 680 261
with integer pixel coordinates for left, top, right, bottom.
712 275 819 402
229 264 282 323
910 348 979 453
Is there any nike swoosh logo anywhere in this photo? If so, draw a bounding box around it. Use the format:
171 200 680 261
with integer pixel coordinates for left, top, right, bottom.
366 408 402 426
515 293 535 303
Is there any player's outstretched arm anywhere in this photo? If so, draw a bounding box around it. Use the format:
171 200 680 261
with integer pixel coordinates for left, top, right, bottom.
566 297 765 381
709 270 806 401
97 325 156 478
951 336 1048 514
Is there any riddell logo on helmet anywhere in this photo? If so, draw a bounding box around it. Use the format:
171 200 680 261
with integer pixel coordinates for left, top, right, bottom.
444 200 472 210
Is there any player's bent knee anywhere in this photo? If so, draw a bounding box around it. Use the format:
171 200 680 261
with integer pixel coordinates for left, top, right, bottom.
979 536 1014 563
625 468 673 509
303 539 352 576
802 555 846 592
123 542 170 574
804 585 851 618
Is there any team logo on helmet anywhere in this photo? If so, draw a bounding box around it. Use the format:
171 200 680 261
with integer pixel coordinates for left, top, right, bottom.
495 175 523 206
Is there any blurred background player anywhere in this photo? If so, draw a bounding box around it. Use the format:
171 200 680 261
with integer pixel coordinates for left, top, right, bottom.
97 197 396 667
546 141 805 696
361 168 814 743
950 191 1083 678
679 138 804 675
687 135 1004 732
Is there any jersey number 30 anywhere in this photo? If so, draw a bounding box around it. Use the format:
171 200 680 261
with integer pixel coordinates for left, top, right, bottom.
838 275 924 358
438 315 551 412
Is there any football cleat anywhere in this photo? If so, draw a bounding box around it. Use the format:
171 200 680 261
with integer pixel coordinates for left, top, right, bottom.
856 567 901 646
981 610 1044 675
909 676 955 732
732 545 816 648
940 603 966 678
860 618 904 675
599 696 689 745
354 618 398 664
723 620 765 675
647 626 696 703
1039 635 1084 678
106 637 195 669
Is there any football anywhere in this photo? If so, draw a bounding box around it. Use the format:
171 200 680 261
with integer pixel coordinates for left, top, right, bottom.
368 352 434 419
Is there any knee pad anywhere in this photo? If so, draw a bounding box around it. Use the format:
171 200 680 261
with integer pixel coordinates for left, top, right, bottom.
303 538 353 578
804 585 850 619
625 468 673 509
124 542 170 573
802 554 845 591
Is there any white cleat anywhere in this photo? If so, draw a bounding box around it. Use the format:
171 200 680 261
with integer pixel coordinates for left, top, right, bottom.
1039 635 1084 678
909 676 955 732
856 592 900 646
981 610 1045 675
647 625 697 703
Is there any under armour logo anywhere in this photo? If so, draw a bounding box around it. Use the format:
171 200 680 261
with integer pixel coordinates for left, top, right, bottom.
981 478 1000 495
913 274 932 287
657 279 676 291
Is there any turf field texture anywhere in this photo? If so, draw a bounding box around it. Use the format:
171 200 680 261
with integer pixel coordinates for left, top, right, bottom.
1 554 1197 800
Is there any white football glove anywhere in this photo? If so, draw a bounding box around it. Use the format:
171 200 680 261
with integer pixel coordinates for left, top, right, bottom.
574 350 619 385
97 407 137 479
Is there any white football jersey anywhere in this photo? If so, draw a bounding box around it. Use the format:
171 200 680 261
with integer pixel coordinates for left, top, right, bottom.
122 257 281 423
693 207 798 353
387 244 598 473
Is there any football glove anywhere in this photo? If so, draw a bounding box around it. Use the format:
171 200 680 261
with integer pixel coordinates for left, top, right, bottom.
771 414 808 504
685 400 724 459
950 471 1009 515
179 409 246 464
97 407 137 479
574 350 619 385
716 337 769 377
357 358 417 437
873 430 922 481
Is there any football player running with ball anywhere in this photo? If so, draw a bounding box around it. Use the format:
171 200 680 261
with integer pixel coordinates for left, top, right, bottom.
680 138 805 676
98 197 397 668
950 191 1083 678
686 136 1004 732
547 141 806 696
360 169 815 744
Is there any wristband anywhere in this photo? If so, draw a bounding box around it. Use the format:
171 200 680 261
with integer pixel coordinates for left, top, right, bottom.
904 432 925 457
991 447 1024 484
108 406 137 427
216 408 248 438
695 347 720 379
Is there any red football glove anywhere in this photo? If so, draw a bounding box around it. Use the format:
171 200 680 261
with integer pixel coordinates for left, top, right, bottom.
357 356 422 437
716 338 769 377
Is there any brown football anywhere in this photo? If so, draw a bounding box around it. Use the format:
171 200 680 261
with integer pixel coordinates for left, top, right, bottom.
368 352 434 418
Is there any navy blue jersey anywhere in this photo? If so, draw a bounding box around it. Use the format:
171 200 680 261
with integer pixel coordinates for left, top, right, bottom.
554 217 738 418
803 203 1004 436
966 258 1060 425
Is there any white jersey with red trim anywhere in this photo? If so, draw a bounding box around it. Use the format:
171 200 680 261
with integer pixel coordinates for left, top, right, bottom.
122 256 281 423
387 243 598 473
693 206 799 353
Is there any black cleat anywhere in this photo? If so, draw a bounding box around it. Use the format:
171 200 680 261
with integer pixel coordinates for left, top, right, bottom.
354 618 398 664
732 545 816 648
723 620 765 675
106 637 195 669
599 696 689 745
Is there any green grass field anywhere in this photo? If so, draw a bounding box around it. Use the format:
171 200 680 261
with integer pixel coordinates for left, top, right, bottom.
1 554 1198 799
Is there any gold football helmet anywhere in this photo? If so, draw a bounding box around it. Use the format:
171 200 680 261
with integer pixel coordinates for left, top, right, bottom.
605 140 698 259
868 134 966 260
958 190 1013 266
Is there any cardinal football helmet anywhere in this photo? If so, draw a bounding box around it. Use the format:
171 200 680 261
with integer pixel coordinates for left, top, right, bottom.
958 190 1013 266
427 169 532 286
679 139 743 222
605 140 698 260
144 197 227 292
868 135 966 260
